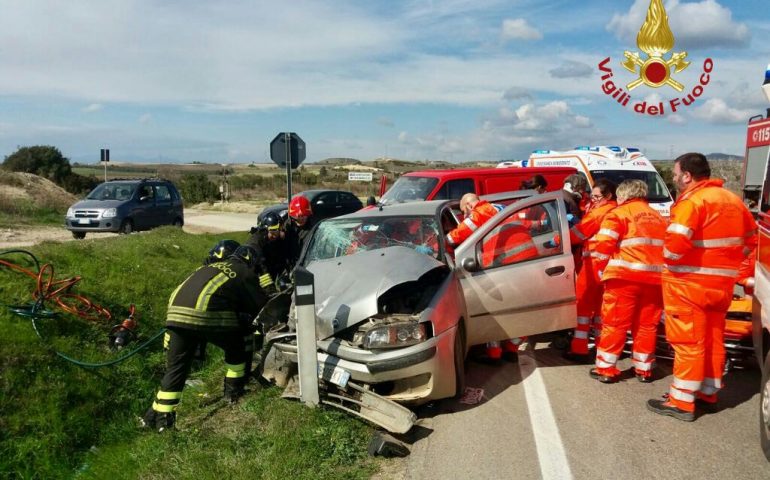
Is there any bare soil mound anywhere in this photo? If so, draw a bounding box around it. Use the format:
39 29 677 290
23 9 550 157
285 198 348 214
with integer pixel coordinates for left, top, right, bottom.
0 171 78 211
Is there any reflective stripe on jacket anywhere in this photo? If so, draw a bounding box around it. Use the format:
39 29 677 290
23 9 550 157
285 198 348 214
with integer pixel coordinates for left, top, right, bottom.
591 199 666 285
481 219 538 267
570 201 617 255
663 179 757 287
446 200 501 247
166 260 267 331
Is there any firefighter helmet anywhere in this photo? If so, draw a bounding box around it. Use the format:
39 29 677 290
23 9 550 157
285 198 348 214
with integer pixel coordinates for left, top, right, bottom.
261 211 283 231
288 195 312 219
231 245 262 273
204 239 240 265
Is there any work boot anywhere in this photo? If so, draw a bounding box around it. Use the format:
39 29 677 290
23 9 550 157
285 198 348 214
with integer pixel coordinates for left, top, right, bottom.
646 399 695 422
140 408 176 433
636 372 654 383
589 368 619 384
695 397 719 413
224 378 247 404
475 345 503 365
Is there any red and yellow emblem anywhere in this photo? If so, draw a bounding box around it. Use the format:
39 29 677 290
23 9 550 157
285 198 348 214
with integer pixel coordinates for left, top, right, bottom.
621 0 689 91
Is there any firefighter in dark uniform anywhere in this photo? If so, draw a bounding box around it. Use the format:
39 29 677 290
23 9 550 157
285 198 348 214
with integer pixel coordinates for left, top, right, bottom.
245 211 291 280
141 245 272 432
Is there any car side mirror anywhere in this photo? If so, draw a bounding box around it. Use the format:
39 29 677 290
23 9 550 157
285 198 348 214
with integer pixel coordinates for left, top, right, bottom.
461 257 479 272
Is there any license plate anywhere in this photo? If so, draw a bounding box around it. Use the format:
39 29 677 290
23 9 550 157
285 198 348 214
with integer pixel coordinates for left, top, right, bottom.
319 364 350 388
77 219 90 224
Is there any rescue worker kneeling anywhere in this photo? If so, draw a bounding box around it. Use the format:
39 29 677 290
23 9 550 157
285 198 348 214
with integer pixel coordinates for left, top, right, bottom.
589 180 666 383
141 245 273 432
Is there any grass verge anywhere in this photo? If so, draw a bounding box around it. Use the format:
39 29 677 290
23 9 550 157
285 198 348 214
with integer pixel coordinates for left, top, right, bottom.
0 227 375 479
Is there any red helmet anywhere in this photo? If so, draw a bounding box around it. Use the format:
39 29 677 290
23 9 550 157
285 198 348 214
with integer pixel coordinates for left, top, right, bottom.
289 195 312 218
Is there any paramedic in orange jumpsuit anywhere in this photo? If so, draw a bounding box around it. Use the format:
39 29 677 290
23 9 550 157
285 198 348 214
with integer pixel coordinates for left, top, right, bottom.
589 179 666 383
648 153 757 421
563 178 617 362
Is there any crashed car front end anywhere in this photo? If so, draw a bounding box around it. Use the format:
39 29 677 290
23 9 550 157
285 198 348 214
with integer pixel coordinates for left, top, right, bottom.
267 215 466 405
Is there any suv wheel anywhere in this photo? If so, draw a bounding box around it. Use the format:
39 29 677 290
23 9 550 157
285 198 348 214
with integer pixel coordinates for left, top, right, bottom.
72 231 86 240
761 351 770 461
120 219 134 235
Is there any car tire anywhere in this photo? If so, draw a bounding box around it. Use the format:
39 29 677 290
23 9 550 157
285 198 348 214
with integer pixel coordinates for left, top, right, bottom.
761 351 770 461
72 231 86 240
453 321 467 398
172 218 183 227
119 219 134 235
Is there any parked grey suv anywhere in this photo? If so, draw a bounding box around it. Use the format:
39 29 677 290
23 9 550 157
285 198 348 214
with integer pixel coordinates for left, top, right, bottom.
65 179 184 239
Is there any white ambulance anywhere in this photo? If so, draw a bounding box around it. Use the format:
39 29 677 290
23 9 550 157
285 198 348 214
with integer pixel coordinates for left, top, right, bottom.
498 145 674 217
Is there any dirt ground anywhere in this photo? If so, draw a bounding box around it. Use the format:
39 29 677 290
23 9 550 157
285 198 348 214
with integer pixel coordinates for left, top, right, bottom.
0 204 261 249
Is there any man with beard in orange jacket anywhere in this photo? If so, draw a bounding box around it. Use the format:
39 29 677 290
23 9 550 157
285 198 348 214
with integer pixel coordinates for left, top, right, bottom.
647 153 757 421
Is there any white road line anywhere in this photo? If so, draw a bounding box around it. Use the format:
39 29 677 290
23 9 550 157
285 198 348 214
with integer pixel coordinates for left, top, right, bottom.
518 346 573 480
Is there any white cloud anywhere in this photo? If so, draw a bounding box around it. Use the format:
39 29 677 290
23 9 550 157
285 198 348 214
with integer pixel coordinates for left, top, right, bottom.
607 0 750 50
502 87 533 102
549 61 593 79
690 98 755 124
501 18 542 41
82 103 103 113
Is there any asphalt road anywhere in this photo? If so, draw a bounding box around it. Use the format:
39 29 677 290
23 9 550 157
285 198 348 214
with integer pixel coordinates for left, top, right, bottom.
396 335 766 480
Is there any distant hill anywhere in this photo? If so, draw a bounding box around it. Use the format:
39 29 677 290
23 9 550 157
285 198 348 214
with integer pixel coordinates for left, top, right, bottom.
706 153 743 162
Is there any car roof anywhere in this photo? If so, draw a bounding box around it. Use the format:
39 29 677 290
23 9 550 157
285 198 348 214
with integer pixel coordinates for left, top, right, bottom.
300 189 358 198
402 166 575 180
333 199 448 219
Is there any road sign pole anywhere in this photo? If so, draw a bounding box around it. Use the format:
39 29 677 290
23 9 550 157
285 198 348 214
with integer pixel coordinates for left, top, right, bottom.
285 132 292 200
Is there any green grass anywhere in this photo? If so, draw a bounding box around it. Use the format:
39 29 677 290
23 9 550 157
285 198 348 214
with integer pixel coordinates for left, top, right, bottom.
0 228 375 479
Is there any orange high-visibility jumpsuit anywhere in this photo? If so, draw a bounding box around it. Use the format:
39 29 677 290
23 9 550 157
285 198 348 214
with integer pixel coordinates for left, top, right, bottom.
567 201 617 355
591 199 667 379
446 200 502 247
662 179 757 412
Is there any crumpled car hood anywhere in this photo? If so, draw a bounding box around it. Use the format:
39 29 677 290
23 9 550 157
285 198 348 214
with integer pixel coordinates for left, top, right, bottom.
305 246 445 340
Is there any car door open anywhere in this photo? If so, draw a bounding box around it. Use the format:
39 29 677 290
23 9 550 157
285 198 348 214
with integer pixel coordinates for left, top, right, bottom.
454 191 577 346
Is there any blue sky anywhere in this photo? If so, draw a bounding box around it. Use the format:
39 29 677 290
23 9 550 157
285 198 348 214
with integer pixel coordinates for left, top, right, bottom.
1 0 768 164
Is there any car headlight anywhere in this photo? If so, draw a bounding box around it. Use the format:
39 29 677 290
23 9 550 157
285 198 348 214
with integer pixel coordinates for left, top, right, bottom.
102 208 117 218
66 208 74 218
362 322 428 349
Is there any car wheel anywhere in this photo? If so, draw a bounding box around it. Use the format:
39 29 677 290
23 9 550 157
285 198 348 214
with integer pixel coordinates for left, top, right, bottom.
453 321 467 398
119 219 134 235
72 231 86 240
761 351 770 461
172 218 183 227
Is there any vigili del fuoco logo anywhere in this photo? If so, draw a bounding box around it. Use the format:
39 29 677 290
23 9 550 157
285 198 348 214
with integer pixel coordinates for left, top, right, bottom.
597 0 713 116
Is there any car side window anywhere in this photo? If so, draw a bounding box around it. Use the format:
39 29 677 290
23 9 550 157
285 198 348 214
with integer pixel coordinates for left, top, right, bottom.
433 179 475 200
340 192 360 207
479 199 561 269
139 185 154 200
315 192 337 206
155 185 172 202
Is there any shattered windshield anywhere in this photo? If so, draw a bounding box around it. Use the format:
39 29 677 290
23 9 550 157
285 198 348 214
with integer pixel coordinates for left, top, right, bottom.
305 215 441 262
86 183 136 201
380 176 438 205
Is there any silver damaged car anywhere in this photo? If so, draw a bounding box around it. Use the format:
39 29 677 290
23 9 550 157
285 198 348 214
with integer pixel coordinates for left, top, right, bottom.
266 191 579 406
